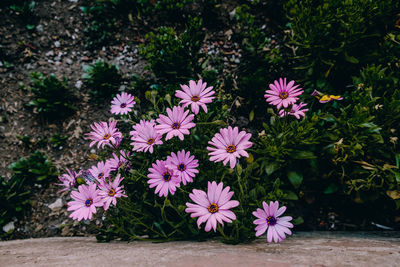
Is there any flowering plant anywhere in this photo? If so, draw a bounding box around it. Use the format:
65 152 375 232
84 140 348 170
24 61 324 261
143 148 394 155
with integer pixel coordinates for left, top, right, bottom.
57 79 302 244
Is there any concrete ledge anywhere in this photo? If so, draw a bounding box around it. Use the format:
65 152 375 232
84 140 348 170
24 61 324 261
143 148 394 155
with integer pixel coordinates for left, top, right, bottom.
1 232 399 266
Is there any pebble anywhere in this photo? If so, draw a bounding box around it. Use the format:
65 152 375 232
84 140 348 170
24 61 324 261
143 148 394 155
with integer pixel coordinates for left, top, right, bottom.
66 58 73 65
45 50 54 57
2 221 15 233
36 24 44 33
75 80 83 89
48 198 63 210
54 41 60 48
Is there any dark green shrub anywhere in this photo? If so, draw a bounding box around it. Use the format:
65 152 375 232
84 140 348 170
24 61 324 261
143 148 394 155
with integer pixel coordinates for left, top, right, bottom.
139 17 205 85
83 60 122 100
28 72 76 121
285 0 399 91
1 151 57 233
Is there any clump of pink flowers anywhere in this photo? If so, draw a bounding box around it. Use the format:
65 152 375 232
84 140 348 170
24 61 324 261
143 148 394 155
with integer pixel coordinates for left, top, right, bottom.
58 77 297 244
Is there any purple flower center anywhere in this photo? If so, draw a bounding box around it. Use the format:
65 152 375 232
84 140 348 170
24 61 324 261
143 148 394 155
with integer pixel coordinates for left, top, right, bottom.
172 122 180 129
266 216 277 226
98 172 104 179
208 203 219 213
162 172 171 182
103 133 111 140
146 138 155 145
226 145 236 153
120 103 127 108
279 91 289 99
191 95 200 102
108 188 116 196
178 163 186 171
85 199 93 207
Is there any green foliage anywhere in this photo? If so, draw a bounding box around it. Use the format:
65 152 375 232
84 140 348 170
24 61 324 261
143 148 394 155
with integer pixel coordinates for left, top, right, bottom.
1 151 57 232
49 134 68 149
28 72 76 121
9 1 37 30
83 60 122 100
285 0 399 90
139 17 205 86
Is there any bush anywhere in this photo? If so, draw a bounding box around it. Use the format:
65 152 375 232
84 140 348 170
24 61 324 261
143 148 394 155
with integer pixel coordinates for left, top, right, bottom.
28 72 76 121
139 17 205 86
1 151 57 234
285 0 399 91
83 60 122 100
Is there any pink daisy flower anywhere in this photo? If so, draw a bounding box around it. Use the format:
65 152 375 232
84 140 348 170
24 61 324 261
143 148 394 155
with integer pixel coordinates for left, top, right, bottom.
84 120 123 149
88 161 111 181
130 119 163 153
253 201 294 243
185 181 239 232
110 92 136 115
98 174 127 210
207 126 253 169
166 149 199 185
67 183 104 221
264 78 303 109
155 106 196 141
147 160 180 197
278 102 309 119
57 168 82 193
106 150 130 171
175 80 215 115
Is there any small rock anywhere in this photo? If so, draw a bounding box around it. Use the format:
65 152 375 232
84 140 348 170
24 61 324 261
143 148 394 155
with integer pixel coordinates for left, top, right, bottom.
48 198 63 210
2 221 15 232
54 41 60 48
75 80 83 89
36 24 44 32
66 58 73 65
45 50 54 57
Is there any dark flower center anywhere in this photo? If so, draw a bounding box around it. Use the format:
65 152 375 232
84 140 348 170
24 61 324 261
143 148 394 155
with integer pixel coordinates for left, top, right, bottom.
266 216 277 226
208 203 219 213
191 95 200 102
162 172 171 182
108 188 116 197
279 91 289 99
103 133 111 140
98 172 104 179
172 122 180 129
146 138 155 145
85 199 93 207
120 103 127 108
178 163 186 171
226 145 236 153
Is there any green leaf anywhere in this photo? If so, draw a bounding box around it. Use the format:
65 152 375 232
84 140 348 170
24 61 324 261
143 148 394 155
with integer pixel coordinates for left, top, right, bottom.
292 216 304 225
264 163 278 175
287 171 303 189
26 24 35 30
249 110 254 122
344 51 359 64
283 190 298 200
291 151 316 159
323 183 339 194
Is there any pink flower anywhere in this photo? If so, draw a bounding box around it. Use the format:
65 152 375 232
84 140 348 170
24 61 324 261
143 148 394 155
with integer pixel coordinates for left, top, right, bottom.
57 168 81 193
67 183 104 221
175 80 215 115
106 150 130 171
166 149 199 185
98 174 127 210
130 119 163 153
278 102 309 119
84 120 123 149
207 126 253 169
264 78 303 109
88 161 111 181
155 106 196 141
253 201 293 243
185 181 239 232
147 160 180 197
110 92 136 115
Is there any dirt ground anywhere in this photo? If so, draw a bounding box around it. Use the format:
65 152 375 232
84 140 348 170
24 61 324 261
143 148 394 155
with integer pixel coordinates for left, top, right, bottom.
1 232 399 267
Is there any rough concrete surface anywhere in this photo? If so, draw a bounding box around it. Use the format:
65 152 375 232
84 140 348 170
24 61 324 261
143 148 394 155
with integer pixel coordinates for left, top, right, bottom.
1 232 399 267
